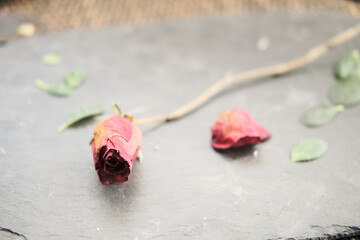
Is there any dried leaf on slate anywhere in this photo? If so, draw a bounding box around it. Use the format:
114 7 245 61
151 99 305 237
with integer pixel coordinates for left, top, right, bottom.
328 77 360 106
65 69 85 89
300 104 344 127
335 49 360 81
43 52 61 65
58 103 105 132
291 138 327 162
35 79 73 96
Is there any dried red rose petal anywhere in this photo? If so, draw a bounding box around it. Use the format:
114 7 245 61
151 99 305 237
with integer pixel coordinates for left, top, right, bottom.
211 109 270 149
91 115 142 185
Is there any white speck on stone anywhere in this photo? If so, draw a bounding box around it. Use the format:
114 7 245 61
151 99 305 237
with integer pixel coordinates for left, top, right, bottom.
19 122 26 127
153 145 160 150
233 187 245 201
253 150 259 157
48 190 55 196
149 221 162 226
257 36 270 51
143 232 150 239
96 228 100 231
0 146 6 154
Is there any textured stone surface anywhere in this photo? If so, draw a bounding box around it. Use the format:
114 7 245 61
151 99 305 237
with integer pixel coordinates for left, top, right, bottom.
0 12 359 240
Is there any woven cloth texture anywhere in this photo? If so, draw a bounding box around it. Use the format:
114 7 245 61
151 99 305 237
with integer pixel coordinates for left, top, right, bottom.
1 0 360 33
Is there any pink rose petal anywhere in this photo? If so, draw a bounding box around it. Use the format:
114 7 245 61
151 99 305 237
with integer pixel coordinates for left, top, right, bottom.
211 109 270 149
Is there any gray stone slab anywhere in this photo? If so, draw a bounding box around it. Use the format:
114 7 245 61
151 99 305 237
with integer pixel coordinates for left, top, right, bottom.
0 12 359 240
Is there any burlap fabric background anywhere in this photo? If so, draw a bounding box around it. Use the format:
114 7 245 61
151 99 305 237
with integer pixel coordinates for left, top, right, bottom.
1 0 360 33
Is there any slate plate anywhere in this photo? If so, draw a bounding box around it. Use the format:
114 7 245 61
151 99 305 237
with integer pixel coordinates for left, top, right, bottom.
0 12 359 240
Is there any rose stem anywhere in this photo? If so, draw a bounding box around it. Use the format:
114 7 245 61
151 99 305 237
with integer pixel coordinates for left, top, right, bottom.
134 22 360 125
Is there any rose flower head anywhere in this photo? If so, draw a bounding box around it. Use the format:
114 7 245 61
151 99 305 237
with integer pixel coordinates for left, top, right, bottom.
211 109 270 149
91 115 142 185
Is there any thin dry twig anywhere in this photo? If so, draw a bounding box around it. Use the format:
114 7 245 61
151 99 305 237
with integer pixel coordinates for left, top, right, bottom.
134 22 360 125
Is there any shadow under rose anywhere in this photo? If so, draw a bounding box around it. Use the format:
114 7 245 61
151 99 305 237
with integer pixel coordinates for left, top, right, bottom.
99 175 139 202
92 165 141 213
89 176 140 225
214 145 257 162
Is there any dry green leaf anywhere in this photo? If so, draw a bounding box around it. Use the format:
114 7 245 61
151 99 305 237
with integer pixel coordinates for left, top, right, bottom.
291 138 327 162
335 49 360 81
328 77 360 106
300 104 344 127
65 70 85 89
58 103 105 132
34 79 73 96
43 53 61 65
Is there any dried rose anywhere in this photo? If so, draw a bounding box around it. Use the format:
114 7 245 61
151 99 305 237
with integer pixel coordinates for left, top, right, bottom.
211 109 270 149
91 115 142 185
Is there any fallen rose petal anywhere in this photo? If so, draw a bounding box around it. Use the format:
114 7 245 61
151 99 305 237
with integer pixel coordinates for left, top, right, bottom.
91 115 142 185
211 109 270 149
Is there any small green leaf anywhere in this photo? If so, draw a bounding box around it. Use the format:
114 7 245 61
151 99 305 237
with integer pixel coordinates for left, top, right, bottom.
291 138 327 162
42 52 61 65
65 69 85 89
35 79 73 96
300 104 344 127
58 103 105 132
335 49 360 81
328 77 360 106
